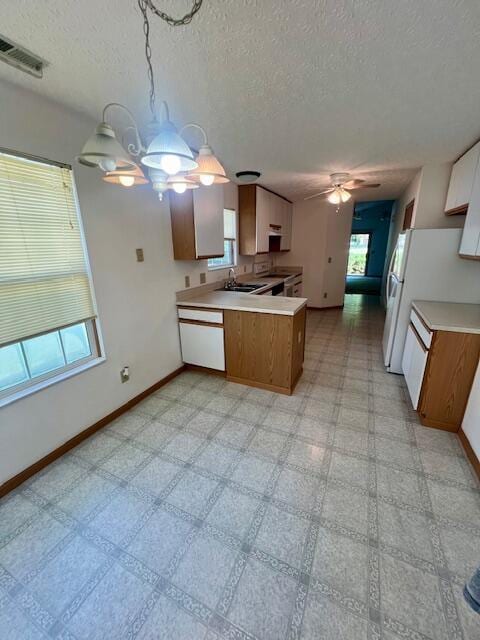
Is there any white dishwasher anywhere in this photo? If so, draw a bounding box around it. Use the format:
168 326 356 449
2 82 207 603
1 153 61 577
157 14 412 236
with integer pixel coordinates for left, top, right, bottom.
401 309 431 409
178 307 225 371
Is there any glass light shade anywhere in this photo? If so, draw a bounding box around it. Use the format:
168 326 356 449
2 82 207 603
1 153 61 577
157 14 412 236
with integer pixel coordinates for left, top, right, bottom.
102 163 149 187
77 122 135 170
327 189 342 205
340 188 352 202
141 120 198 173
173 183 187 194
188 144 229 184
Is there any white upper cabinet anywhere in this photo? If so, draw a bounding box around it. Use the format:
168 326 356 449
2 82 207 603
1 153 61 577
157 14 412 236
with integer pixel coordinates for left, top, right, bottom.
170 184 224 260
459 157 480 258
281 201 293 251
445 142 480 214
193 185 224 258
255 187 271 253
239 185 292 255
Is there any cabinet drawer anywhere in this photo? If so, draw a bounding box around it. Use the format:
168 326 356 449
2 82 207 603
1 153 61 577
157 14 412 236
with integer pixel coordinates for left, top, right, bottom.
179 322 225 370
410 308 432 348
178 308 223 324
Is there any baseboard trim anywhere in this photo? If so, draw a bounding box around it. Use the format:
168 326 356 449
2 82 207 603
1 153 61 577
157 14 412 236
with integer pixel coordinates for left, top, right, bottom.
458 427 480 481
0 365 185 499
184 364 226 377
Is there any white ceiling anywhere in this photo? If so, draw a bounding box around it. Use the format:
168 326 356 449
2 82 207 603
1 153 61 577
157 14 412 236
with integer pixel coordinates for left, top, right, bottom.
2 0 480 201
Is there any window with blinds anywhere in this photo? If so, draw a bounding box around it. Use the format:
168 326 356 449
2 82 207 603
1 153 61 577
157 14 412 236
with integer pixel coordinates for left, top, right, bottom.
208 209 237 270
0 150 100 399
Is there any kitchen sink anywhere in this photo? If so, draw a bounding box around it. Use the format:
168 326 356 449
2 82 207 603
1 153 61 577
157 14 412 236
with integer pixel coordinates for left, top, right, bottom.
217 284 265 293
216 283 266 293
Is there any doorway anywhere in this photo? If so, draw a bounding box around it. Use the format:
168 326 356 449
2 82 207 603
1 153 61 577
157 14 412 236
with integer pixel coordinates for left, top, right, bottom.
345 200 394 296
347 232 372 276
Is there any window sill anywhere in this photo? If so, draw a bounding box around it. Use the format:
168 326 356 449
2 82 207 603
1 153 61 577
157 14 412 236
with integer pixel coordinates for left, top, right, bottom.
0 356 106 409
207 264 236 272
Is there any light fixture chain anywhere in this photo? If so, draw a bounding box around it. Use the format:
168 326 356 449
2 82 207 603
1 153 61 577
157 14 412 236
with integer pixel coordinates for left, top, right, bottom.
138 0 157 120
146 0 203 27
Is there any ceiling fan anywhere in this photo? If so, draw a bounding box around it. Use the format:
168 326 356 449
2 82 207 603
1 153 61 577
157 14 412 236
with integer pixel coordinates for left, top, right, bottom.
304 173 381 204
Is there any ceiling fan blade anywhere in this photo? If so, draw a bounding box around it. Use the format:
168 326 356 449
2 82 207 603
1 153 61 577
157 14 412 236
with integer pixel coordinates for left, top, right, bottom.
349 183 381 190
343 179 365 187
304 188 334 201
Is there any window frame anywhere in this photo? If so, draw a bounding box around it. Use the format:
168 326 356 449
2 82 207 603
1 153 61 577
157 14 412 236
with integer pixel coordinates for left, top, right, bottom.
208 209 237 271
0 148 105 408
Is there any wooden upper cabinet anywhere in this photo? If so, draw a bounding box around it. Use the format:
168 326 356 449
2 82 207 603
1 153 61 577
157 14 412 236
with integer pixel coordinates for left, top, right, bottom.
238 185 292 255
445 142 480 215
170 185 224 260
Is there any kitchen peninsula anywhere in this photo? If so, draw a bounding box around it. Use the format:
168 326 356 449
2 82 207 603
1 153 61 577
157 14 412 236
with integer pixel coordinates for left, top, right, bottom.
176 291 307 394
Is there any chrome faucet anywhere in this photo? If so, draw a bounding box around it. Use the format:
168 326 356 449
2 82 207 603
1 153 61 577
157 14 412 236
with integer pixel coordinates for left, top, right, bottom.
225 268 237 289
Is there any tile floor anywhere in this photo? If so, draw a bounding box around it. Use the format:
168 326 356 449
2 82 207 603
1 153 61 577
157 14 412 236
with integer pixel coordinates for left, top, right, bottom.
1 295 479 639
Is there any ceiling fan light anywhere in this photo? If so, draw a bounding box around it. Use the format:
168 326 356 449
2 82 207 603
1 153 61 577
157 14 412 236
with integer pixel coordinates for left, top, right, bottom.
77 122 135 170
189 144 229 185
340 188 351 203
102 163 149 187
141 119 198 173
327 189 342 205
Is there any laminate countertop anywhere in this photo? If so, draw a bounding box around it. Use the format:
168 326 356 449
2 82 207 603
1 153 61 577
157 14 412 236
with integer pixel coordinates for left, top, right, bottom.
177 290 307 316
412 300 480 334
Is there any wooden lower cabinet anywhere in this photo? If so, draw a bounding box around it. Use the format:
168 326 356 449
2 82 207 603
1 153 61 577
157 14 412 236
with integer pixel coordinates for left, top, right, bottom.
417 330 480 432
223 307 306 394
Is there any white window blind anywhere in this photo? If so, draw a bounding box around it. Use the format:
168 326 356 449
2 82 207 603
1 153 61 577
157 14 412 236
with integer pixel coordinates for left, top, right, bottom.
223 209 236 240
0 151 96 347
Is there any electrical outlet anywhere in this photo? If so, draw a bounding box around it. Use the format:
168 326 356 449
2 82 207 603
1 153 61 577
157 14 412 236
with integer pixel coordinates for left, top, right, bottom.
136 248 144 262
328 256 332 263
244 265 247 273
185 275 190 288
200 272 206 284
323 292 328 298
120 366 130 383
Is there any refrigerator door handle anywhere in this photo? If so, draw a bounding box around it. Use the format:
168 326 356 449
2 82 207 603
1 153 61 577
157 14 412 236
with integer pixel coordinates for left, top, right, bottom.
386 249 396 300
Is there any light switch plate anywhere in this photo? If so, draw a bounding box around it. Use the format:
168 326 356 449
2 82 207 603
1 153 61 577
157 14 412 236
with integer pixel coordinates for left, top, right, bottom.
185 275 190 288
136 248 144 262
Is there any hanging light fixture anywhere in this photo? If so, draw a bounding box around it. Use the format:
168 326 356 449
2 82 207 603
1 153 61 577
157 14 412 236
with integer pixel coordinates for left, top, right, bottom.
76 0 228 197
102 162 149 187
77 122 135 171
180 124 229 185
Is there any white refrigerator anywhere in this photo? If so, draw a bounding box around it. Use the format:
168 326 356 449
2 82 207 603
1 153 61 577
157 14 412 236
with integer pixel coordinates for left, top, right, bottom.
382 228 480 374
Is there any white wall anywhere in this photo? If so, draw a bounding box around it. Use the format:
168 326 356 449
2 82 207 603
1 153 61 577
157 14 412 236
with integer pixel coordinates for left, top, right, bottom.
276 198 353 308
0 80 239 485
462 362 480 462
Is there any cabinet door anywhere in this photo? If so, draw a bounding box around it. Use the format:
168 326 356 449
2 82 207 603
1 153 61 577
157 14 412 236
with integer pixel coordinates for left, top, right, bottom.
179 322 225 370
459 151 480 257
402 324 428 410
455 143 480 209
255 187 270 253
281 202 292 251
193 185 224 258
446 143 480 213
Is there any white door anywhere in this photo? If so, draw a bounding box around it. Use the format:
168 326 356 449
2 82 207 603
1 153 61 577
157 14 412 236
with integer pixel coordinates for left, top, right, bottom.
382 274 402 368
193 185 224 258
179 322 225 370
402 324 428 409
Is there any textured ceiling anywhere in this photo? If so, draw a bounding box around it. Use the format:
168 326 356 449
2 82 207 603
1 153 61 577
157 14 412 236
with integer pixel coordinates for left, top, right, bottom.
1 1 480 201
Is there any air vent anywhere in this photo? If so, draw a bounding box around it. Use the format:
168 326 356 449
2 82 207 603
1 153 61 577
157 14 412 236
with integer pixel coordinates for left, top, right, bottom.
0 34 46 78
